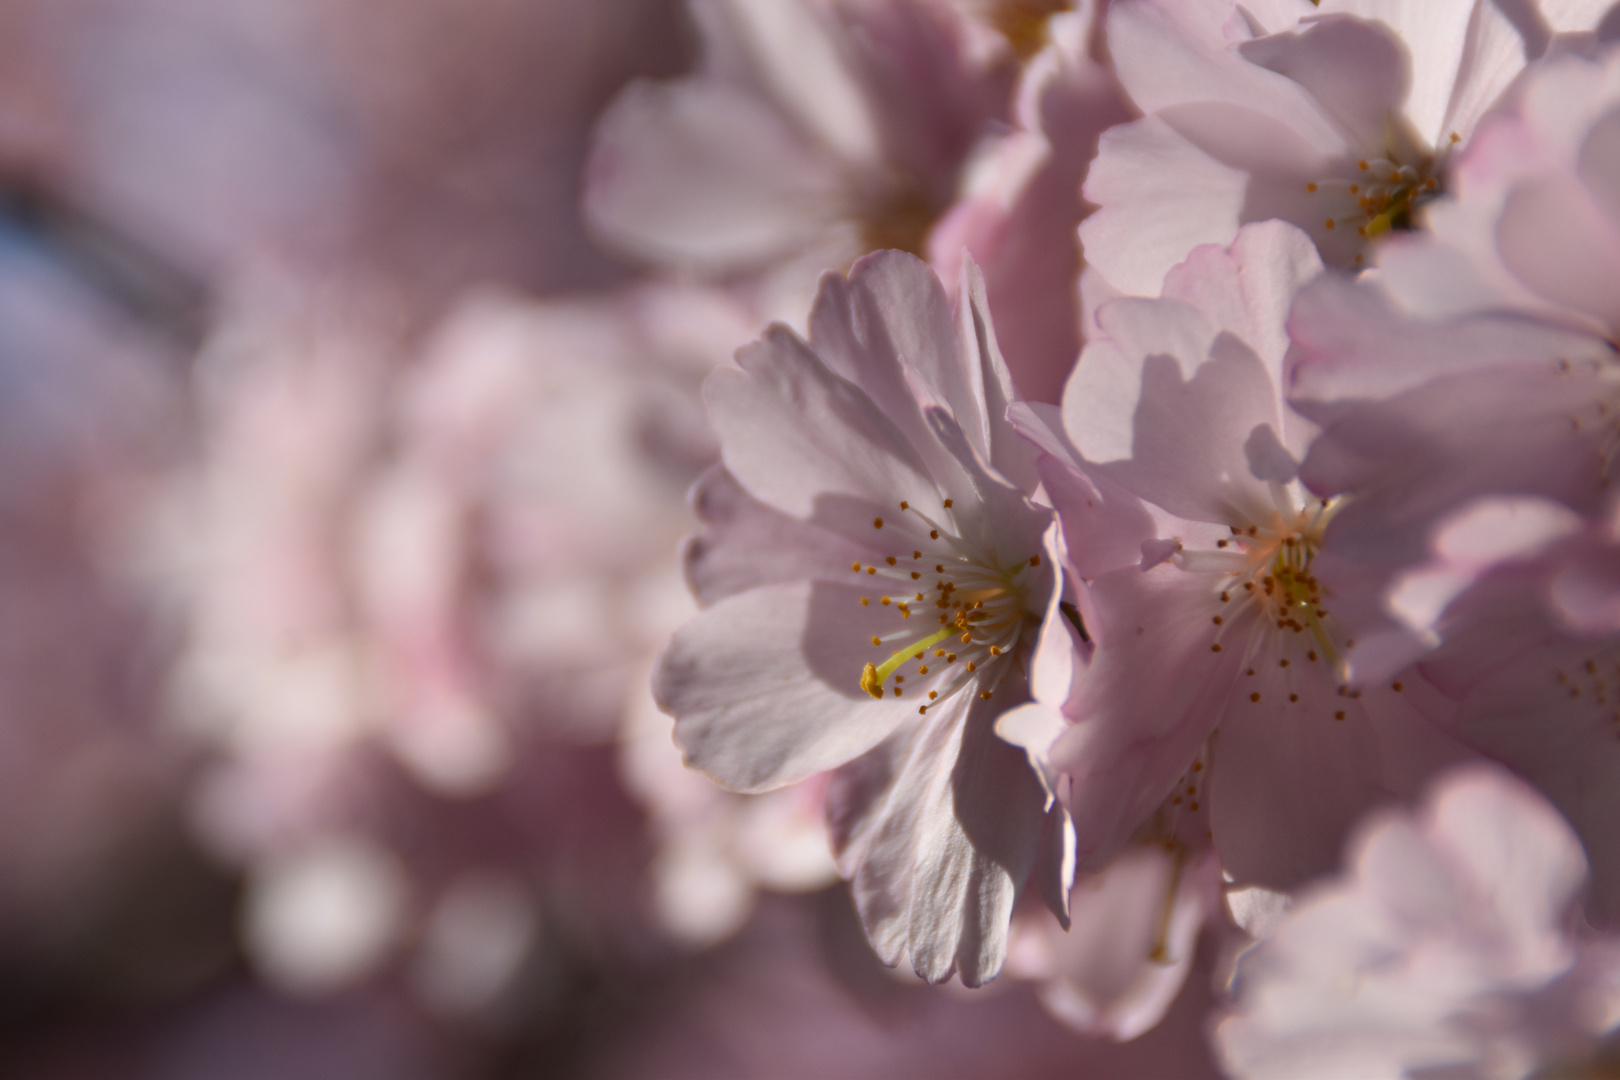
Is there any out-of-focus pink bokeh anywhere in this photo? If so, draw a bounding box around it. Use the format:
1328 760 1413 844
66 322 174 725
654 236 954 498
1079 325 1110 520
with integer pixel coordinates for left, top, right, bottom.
0 1 1226 1075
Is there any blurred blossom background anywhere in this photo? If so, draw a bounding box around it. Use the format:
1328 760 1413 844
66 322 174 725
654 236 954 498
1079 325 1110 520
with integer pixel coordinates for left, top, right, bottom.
0 0 1222 1075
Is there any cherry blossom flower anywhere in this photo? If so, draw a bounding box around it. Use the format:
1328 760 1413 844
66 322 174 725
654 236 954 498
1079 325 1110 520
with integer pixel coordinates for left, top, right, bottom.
1079 0 1613 298
1278 51 1620 926
946 0 1079 61
1281 269 1615 683
655 250 1074 986
1217 765 1620 1080
585 0 1010 321
1320 496 1620 927
1010 222 1468 900
1378 44 1620 338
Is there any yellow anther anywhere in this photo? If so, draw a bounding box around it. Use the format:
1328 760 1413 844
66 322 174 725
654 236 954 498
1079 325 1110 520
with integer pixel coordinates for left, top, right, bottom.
874 517 884 529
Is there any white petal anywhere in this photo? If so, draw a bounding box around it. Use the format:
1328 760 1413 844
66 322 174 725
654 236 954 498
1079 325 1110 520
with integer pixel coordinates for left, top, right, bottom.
657 582 907 792
706 325 936 525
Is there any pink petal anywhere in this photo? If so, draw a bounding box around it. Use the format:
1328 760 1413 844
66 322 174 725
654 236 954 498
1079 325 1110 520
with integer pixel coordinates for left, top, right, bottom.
584 80 845 271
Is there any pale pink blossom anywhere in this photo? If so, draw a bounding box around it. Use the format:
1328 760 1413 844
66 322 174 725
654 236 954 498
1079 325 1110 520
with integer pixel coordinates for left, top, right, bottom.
1217 765 1620 1080
656 251 1075 985
1080 0 1612 298
1277 52 1620 921
1281 270 1616 683
585 0 1010 321
1358 499 1620 925
1378 44 1620 338
1012 222 1469 901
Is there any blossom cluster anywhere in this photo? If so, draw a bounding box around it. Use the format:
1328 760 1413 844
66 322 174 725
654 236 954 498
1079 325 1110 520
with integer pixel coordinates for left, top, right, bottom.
624 0 1620 1071
8 0 1620 1073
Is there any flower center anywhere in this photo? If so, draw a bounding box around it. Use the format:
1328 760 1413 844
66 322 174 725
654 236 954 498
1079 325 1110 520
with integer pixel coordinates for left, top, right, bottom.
850 500 1039 715
988 0 1072 60
1305 134 1450 263
858 179 939 260
1180 488 1349 683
